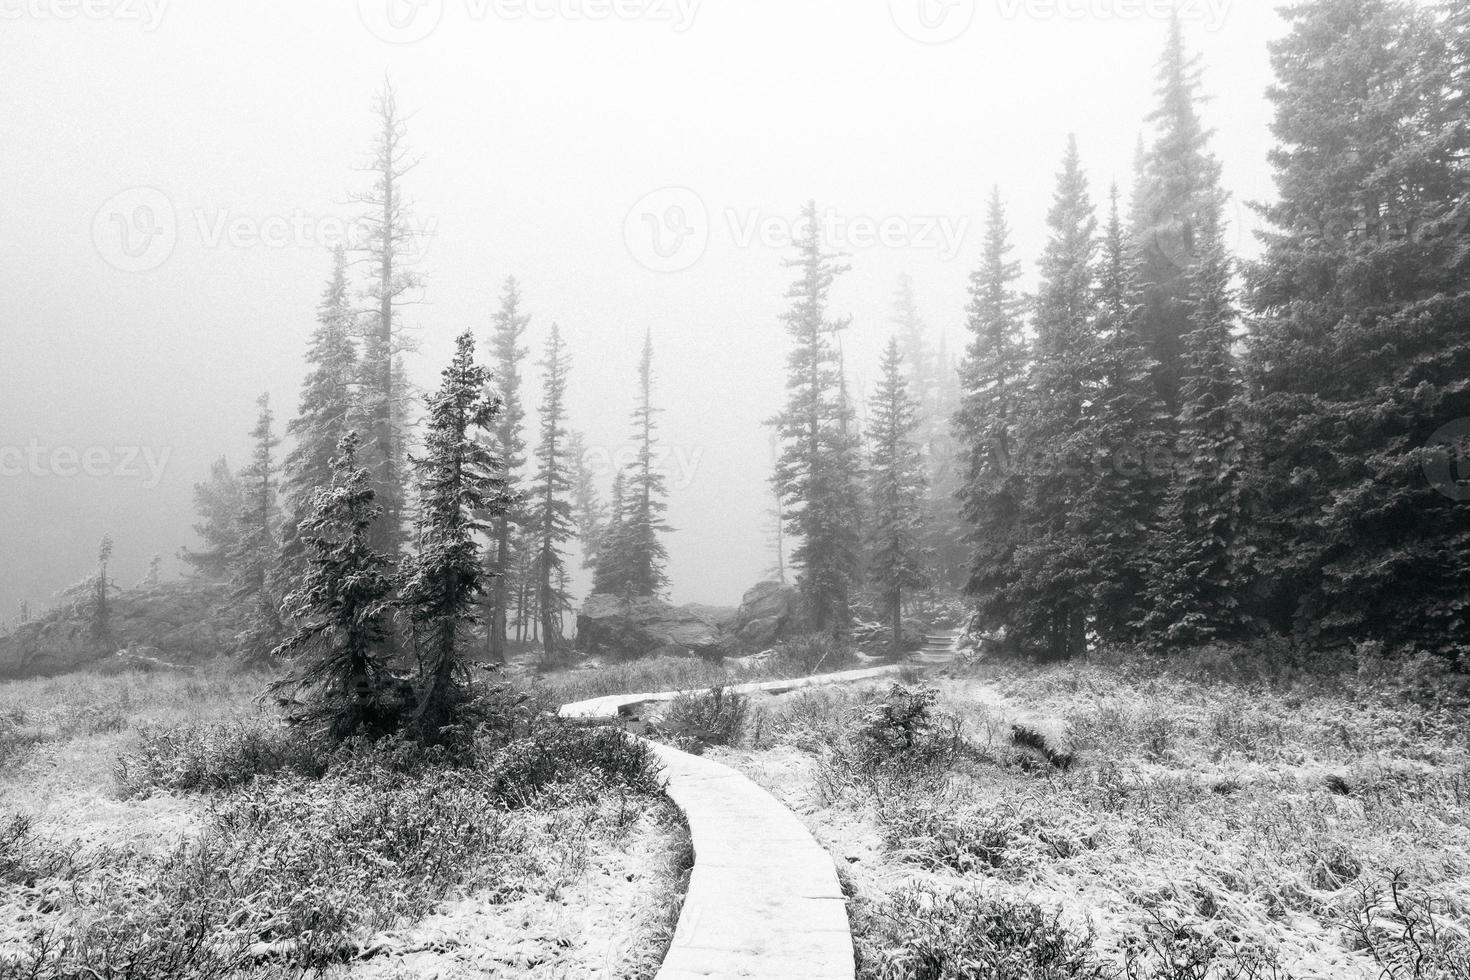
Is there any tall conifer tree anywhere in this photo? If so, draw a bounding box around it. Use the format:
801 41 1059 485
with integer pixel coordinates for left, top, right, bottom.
531 325 576 660
1011 139 1099 660
623 332 671 597
482 277 531 662
867 339 930 655
400 332 508 739
282 246 360 579
1133 11 1227 414
1079 189 1173 643
770 201 864 632
353 77 421 558
955 188 1029 642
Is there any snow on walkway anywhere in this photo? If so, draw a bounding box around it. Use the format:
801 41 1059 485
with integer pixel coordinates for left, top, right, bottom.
557 666 899 979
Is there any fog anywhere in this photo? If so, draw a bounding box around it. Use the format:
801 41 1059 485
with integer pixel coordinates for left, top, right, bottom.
1 0 1288 615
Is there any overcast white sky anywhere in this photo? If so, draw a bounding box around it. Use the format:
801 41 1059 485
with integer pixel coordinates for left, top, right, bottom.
0 0 1292 614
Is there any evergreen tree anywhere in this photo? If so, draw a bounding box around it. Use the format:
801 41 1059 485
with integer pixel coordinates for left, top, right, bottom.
867 339 930 656
281 246 360 579
399 332 509 739
139 554 162 589
353 77 421 559
622 332 672 597
955 187 1029 643
892 276 966 589
530 324 576 661
235 394 284 661
1011 137 1100 661
1078 189 1173 644
1145 213 1250 646
1244 0 1470 655
90 535 114 647
764 486 788 585
591 470 633 596
770 200 865 632
271 434 400 739
891 275 936 417
1133 11 1228 414
482 276 531 662
567 430 608 571
179 457 244 579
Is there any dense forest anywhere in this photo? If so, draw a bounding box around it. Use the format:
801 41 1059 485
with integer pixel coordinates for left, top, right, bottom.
24 0 1466 740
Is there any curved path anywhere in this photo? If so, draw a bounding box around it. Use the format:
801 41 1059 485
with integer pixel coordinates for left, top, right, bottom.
559 666 909 980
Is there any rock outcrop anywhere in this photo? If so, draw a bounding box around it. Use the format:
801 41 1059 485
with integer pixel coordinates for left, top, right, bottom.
728 581 808 648
575 594 736 659
0 580 245 680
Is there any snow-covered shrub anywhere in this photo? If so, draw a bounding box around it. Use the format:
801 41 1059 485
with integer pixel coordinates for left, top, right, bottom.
115 720 332 796
658 686 749 751
856 884 1109 980
879 796 1098 878
773 632 853 675
488 725 664 806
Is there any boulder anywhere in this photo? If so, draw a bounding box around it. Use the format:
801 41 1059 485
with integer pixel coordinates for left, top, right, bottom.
0 580 244 681
727 581 808 650
575 594 736 659
737 583 806 644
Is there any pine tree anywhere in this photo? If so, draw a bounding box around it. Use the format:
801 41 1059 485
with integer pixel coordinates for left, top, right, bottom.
567 430 608 571
764 487 788 585
622 332 672 597
867 339 930 656
1245 0 1470 656
530 324 576 661
482 276 531 662
281 246 360 579
399 332 509 739
1133 11 1228 414
891 275 936 417
234 394 284 661
90 535 115 648
892 277 966 590
353 77 421 559
955 187 1029 643
139 554 162 589
1078 188 1173 644
770 200 865 633
1011 137 1100 661
271 434 400 739
1144 213 1250 646
179 457 244 579
591 470 633 596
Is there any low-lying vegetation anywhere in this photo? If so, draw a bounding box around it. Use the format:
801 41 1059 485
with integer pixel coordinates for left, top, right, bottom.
714 647 1470 980
0 664 691 980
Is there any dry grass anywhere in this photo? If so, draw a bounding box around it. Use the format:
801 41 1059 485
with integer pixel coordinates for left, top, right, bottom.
716 653 1470 980
0 664 691 979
